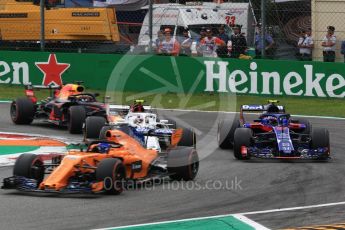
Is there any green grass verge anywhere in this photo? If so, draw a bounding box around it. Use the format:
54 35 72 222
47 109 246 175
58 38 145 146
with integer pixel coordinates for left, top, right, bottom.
0 84 344 117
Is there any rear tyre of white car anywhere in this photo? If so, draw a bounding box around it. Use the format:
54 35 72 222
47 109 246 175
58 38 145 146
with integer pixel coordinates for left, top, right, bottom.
178 128 196 148
168 147 199 181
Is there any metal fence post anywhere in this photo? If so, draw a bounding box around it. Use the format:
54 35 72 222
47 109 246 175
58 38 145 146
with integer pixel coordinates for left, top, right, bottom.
148 0 153 54
261 0 266 58
40 0 45 51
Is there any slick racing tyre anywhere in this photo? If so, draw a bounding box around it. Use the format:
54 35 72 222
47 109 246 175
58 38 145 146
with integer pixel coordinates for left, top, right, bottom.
311 128 329 148
99 126 112 140
218 119 240 149
10 97 35 124
168 147 199 181
177 128 196 148
13 153 45 188
311 128 330 160
167 119 177 129
68 106 86 134
84 116 107 139
233 128 252 160
96 158 126 195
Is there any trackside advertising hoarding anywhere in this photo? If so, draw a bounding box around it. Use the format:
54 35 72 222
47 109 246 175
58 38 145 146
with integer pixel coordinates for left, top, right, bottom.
0 50 344 98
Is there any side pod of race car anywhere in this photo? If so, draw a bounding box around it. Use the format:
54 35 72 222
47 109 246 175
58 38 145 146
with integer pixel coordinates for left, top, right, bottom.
10 83 106 134
2 124 199 194
217 101 330 161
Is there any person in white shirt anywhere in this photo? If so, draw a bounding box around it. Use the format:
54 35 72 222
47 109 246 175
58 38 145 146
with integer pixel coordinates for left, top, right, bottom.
298 29 314 61
178 28 192 56
157 28 180 56
199 28 225 57
321 26 336 62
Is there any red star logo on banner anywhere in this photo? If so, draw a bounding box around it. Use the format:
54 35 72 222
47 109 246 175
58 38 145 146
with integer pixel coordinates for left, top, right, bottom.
35 54 70 86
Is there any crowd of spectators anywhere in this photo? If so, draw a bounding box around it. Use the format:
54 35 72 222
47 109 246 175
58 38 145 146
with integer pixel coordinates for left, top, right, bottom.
154 25 251 59
297 25 345 63
154 24 345 62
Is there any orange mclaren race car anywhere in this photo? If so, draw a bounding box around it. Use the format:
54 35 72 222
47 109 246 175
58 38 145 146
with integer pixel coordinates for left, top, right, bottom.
10 82 107 134
2 126 199 194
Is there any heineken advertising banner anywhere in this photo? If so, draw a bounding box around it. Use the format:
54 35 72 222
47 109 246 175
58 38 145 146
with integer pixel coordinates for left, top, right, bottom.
0 50 344 98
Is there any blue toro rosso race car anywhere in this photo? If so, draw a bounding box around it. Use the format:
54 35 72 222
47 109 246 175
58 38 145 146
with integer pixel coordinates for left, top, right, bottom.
218 101 330 160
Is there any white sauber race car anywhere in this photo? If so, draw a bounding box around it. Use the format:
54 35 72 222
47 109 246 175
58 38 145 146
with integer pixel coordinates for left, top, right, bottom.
83 101 196 152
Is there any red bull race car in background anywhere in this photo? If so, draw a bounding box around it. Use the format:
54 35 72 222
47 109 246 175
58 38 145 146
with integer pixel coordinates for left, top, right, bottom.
10 82 106 134
218 100 330 160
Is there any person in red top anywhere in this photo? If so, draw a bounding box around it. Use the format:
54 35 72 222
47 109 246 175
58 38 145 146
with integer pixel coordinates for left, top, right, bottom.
157 28 180 56
199 28 225 57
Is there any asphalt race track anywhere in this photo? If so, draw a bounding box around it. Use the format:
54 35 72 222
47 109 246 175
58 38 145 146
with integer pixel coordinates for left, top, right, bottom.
0 102 345 230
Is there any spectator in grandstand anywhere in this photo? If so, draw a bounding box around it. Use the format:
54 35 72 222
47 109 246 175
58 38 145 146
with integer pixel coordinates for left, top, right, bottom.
321 26 336 62
296 30 306 57
254 26 275 59
157 28 180 56
196 27 207 56
218 25 230 44
228 24 247 58
178 28 192 56
297 29 314 61
341 40 345 63
155 30 164 53
199 28 225 57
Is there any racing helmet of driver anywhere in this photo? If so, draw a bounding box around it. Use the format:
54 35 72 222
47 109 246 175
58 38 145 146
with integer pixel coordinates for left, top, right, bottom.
97 142 111 154
262 115 278 126
131 99 145 112
266 104 280 113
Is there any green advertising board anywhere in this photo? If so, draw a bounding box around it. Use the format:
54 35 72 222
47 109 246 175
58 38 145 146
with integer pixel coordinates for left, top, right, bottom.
0 50 344 98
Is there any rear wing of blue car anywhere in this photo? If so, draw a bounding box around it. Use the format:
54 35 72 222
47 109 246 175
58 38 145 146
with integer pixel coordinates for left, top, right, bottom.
240 104 286 123
241 104 285 112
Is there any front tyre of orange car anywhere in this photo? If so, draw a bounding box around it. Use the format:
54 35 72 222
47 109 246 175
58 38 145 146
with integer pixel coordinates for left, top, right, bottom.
96 158 126 195
13 153 45 188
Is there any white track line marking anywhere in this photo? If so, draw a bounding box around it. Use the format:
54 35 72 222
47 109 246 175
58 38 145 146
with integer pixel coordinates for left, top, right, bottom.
239 201 345 216
93 214 257 230
93 201 345 230
233 214 271 230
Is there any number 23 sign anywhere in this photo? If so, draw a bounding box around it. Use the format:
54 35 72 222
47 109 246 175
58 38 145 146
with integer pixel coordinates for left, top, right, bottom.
225 16 236 26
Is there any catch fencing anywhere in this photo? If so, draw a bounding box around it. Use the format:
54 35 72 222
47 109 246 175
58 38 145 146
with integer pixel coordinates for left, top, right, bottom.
0 0 344 62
